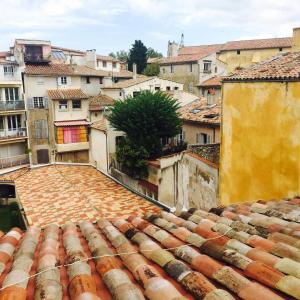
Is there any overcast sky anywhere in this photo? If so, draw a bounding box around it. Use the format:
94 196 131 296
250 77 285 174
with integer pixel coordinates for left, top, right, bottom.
1 0 300 56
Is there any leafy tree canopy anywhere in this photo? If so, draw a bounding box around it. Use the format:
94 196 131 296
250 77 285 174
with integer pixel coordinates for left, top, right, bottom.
109 50 129 62
108 91 182 159
143 63 160 76
146 47 163 59
127 40 148 73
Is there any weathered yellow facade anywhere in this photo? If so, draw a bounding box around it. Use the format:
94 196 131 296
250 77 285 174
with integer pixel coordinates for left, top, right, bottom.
218 48 287 73
220 81 300 205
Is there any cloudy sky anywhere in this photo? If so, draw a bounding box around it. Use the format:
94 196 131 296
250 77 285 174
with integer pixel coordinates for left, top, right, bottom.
1 0 300 55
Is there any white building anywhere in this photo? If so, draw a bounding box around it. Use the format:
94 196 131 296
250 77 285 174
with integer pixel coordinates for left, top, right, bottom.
0 52 28 169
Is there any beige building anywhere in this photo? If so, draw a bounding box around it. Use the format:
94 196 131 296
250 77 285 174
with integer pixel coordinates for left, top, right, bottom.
158 27 300 94
9 38 135 165
101 76 184 100
178 98 221 146
0 52 28 169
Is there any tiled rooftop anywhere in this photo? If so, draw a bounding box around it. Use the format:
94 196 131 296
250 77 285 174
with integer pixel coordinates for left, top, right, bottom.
1 198 300 299
198 76 222 87
48 88 89 100
224 52 300 81
101 76 152 89
91 119 107 132
89 95 115 111
179 98 221 125
0 165 160 227
157 37 292 65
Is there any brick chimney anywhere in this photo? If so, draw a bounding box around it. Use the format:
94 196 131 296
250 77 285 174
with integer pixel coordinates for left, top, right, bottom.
292 27 300 52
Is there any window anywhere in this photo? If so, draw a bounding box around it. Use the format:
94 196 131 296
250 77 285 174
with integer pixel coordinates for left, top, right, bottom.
188 82 193 93
170 65 173 73
33 97 45 108
177 129 185 143
3 65 14 76
5 88 19 101
102 61 107 67
113 62 117 68
99 77 103 84
196 133 211 144
174 86 179 91
119 92 122 97
59 76 67 85
72 100 81 109
162 68 166 74
7 115 21 130
35 120 48 139
203 61 212 73
279 47 283 52
189 64 193 72
237 50 241 55
59 100 68 110
133 91 140 97
215 66 218 73
86 77 90 84
166 86 171 91
155 86 160 91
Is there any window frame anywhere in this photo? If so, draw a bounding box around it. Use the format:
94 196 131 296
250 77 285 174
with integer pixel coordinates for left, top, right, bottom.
102 61 107 68
3 65 14 76
4 87 19 101
60 76 67 85
72 100 81 110
203 60 212 74
33 97 45 109
59 100 68 111
112 62 117 68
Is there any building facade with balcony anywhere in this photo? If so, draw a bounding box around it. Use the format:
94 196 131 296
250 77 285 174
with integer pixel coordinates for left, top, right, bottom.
0 55 29 169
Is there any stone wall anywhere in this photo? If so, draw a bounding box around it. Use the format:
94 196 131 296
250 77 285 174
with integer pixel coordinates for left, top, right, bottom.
188 143 220 164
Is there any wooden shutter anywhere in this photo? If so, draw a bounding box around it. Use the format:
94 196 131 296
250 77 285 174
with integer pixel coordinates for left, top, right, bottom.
57 127 63 144
27 97 33 109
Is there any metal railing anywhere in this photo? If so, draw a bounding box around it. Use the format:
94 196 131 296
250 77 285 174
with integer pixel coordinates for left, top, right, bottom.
0 101 25 111
0 128 27 140
0 154 29 169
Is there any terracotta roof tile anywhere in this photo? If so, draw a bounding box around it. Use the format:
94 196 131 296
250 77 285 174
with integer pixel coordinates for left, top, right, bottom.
221 37 292 51
89 94 115 111
224 52 300 81
25 63 109 77
198 76 222 87
96 55 119 62
178 98 221 125
91 119 107 132
48 88 89 100
54 120 90 126
1 197 300 298
0 165 160 227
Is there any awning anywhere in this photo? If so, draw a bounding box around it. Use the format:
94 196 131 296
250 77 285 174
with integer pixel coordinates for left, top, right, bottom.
54 120 91 127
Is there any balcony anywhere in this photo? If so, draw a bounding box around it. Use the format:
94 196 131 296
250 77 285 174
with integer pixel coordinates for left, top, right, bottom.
0 128 27 142
56 142 89 153
0 154 29 169
0 101 25 112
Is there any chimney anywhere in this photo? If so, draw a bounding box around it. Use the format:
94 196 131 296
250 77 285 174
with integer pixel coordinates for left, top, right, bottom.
133 63 137 80
292 27 300 52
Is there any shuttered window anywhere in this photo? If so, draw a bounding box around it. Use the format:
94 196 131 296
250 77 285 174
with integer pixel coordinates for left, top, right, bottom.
35 120 48 139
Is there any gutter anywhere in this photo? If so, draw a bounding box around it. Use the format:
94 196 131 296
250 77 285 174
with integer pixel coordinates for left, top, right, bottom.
98 168 171 212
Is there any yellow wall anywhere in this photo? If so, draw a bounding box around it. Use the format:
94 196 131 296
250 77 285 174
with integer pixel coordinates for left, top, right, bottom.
218 47 290 73
220 81 300 205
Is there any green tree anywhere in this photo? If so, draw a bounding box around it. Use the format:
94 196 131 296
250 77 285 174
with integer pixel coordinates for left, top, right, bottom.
109 50 129 62
109 91 182 160
128 40 147 73
147 47 163 59
143 63 160 76
116 137 149 178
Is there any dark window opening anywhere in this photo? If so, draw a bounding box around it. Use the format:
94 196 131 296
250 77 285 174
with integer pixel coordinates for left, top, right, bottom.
99 77 103 84
237 50 241 55
166 86 171 91
279 47 283 51
72 100 81 109
24 45 43 62
86 76 90 84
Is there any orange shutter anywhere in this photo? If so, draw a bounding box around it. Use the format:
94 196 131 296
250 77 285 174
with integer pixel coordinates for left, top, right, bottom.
57 127 63 144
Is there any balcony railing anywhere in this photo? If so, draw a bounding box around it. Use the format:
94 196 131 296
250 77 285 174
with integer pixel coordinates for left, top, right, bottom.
0 154 29 169
0 101 25 111
0 128 27 140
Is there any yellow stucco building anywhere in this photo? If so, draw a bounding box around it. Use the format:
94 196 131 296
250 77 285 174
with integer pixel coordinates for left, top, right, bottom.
220 51 300 205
